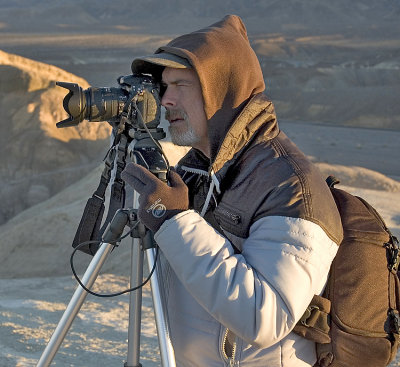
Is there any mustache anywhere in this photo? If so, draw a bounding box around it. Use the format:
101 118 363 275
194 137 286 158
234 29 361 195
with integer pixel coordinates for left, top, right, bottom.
165 108 188 121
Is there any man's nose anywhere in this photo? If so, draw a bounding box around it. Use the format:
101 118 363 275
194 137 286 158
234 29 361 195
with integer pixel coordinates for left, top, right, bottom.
161 87 176 108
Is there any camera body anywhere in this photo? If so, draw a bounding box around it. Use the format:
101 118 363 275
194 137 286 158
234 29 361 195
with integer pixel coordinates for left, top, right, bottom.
56 74 161 130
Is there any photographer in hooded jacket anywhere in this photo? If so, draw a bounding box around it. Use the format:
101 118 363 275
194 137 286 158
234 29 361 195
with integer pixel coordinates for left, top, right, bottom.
121 15 343 367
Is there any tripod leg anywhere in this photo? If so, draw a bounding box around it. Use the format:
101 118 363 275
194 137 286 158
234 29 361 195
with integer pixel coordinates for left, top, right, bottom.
125 238 144 367
37 242 114 367
146 247 176 366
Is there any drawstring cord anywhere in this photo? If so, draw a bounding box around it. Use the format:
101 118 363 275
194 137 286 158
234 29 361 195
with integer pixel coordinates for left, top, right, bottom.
200 169 221 217
200 179 215 217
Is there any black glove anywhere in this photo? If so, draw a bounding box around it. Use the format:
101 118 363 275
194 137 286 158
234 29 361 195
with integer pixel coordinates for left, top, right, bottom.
121 163 189 233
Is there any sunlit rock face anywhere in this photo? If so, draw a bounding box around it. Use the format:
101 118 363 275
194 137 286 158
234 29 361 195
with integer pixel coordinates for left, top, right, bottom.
0 50 111 224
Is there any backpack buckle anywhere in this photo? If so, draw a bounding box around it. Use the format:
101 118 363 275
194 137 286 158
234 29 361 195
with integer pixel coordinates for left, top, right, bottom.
300 305 320 327
389 309 400 335
386 235 400 272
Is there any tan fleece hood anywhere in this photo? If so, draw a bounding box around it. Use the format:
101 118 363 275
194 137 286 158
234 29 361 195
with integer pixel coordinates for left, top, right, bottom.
133 15 266 161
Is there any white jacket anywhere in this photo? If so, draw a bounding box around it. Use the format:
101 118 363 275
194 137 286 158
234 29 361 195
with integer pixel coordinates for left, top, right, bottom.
155 211 338 366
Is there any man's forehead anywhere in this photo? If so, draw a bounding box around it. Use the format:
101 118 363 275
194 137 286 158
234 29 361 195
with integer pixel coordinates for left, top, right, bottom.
161 67 198 83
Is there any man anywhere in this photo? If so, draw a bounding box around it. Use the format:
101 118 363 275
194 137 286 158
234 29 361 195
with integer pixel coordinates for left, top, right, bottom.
122 15 343 367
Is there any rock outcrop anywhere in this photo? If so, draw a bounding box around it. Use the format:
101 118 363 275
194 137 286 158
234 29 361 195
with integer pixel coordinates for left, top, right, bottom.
0 50 112 224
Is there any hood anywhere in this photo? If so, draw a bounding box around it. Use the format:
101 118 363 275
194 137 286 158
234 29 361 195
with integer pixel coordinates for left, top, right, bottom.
134 15 266 162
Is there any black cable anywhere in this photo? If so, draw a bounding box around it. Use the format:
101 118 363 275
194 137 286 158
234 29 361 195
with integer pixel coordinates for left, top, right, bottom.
70 234 160 298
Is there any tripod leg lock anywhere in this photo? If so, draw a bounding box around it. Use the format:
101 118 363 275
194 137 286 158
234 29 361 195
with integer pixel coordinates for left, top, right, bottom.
102 209 131 244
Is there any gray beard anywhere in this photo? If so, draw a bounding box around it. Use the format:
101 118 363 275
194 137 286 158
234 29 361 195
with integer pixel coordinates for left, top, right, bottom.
168 122 200 147
166 109 201 147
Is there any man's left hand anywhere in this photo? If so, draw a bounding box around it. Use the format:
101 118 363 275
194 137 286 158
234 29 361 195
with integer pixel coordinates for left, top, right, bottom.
121 163 189 233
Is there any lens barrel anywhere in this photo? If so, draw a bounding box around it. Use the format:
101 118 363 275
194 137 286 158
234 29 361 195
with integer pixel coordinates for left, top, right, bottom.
56 82 128 128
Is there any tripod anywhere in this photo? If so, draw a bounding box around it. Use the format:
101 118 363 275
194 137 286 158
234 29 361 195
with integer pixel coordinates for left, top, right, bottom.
36 202 176 366
39 74 176 365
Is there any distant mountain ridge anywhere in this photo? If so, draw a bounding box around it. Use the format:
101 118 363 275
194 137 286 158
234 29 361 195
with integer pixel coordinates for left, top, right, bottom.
1 0 399 130
0 0 399 34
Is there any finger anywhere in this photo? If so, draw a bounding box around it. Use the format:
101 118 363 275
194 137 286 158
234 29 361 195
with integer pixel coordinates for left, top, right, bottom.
168 169 186 188
122 163 162 192
121 163 148 193
121 172 146 193
130 163 162 189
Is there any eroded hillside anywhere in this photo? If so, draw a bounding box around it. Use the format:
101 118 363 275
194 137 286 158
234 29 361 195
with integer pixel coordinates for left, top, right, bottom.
0 50 111 223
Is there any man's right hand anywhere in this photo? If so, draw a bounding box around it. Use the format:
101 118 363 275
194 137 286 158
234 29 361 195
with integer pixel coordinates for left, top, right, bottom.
121 163 189 232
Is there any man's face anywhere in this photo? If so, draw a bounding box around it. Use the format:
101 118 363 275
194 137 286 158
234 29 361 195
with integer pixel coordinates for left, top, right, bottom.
161 67 210 157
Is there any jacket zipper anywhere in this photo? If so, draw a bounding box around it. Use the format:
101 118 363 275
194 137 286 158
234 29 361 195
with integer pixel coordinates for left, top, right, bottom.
180 165 209 177
222 328 237 366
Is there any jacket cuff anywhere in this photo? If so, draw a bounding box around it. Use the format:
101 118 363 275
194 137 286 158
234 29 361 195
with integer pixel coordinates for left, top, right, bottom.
155 209 197 235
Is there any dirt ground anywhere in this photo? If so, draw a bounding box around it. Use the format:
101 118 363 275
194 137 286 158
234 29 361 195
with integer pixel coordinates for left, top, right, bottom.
0 275 160 367
1 272 400 366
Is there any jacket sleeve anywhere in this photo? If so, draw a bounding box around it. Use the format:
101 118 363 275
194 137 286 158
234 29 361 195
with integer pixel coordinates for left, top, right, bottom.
154 210 338 349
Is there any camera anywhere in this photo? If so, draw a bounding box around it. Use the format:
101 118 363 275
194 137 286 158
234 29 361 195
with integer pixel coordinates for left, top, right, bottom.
56 74 161 130
56 74 168 180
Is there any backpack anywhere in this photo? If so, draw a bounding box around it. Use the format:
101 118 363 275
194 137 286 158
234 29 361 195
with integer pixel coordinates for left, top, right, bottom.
293 176 400 367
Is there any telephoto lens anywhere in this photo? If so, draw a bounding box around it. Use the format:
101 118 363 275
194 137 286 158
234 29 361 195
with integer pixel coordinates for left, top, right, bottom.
56 82 128 128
